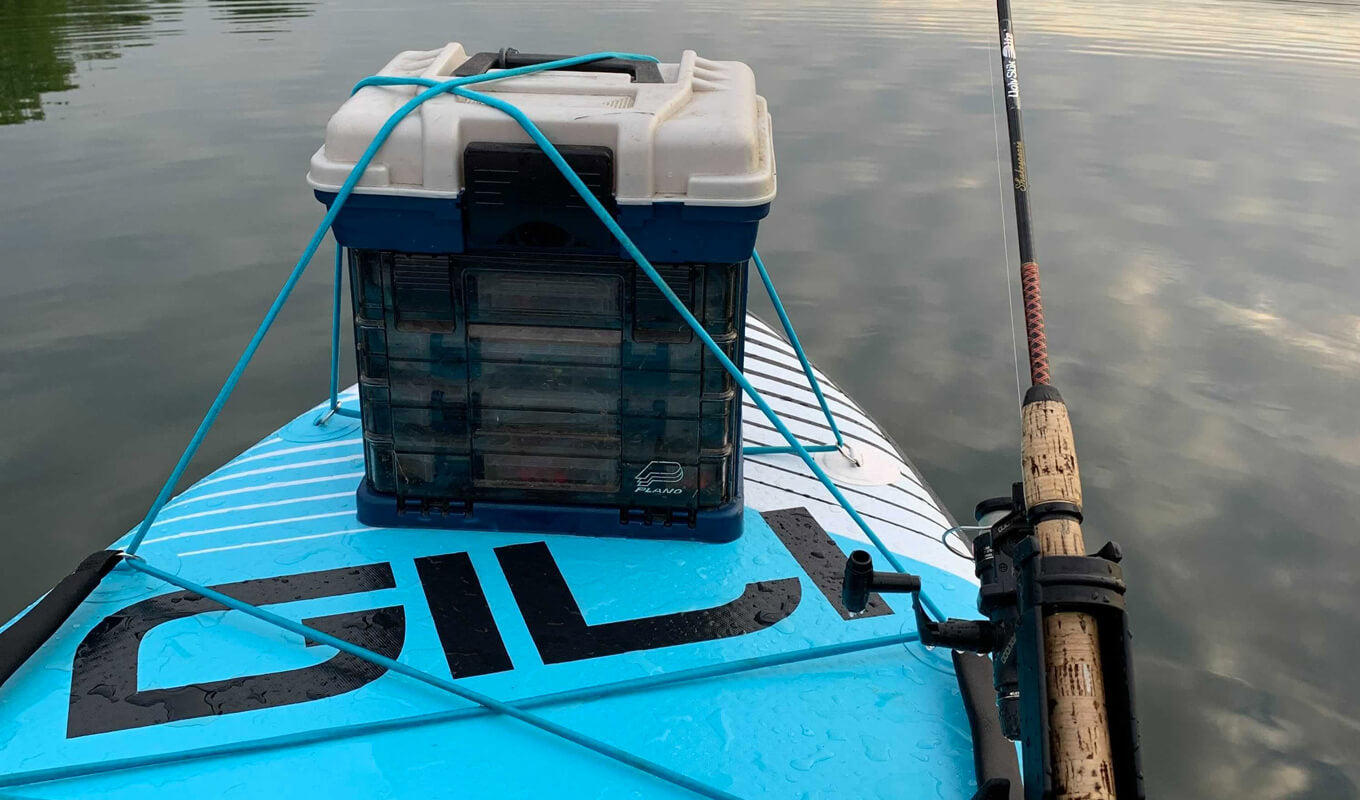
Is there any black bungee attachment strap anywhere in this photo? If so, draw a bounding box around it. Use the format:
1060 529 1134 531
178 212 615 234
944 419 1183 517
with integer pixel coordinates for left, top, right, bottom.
953 650 1024 800
0 550 125 689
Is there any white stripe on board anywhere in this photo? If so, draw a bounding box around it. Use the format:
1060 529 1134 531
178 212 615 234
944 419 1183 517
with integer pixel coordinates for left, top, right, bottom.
742 458 949 530
735 330 929 490
178 527 372 557
740 429 940 512
741 356 867 415
742 472 941 540
740 396 905 465
741 409 906 473
743 452 945 522
742 343 872 414
744 476 974 582
744 351 856 411
742 327 843 384
744 328 803 359
191 456 363 489
745 315 779 336
742 369 890 439
227 439 361 467
743 474 936 543
140 511 355 545
152 492 355 527
167 473 365 509
736 369 929 490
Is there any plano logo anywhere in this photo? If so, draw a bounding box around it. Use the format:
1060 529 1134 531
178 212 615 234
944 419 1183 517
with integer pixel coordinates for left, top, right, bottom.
634 460 685 494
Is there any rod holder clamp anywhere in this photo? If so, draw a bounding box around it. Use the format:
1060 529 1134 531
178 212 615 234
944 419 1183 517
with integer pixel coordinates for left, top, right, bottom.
843 483 1144 799
981 485 1144 799
1025 500 1083 525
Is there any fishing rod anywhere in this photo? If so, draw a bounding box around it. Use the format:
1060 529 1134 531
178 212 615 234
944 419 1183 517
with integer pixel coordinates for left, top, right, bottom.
995 0 1130 798
996 0 1048 389
842 1 1143 798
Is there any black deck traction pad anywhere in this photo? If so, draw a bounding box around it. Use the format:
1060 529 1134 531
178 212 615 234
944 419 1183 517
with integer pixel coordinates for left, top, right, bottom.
759 507 894 620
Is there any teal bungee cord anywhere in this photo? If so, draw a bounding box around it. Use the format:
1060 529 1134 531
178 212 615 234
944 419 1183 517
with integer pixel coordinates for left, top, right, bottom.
111 51 953 799
748 250 846 451
0 629 920 788
740 255 844 455
317 237 359 424
122 52 658 556
327 241 343 419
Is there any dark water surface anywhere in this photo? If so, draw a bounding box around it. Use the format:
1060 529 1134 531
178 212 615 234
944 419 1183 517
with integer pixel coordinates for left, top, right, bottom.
2 0 1358 796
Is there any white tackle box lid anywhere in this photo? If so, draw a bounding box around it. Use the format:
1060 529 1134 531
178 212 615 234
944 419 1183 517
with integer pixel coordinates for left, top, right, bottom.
307 45 775 207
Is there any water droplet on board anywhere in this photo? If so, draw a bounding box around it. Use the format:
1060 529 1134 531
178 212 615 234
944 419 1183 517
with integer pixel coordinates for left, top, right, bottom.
861 733 892 762
705 708 731 748
789 746 835 771
87 683 118 700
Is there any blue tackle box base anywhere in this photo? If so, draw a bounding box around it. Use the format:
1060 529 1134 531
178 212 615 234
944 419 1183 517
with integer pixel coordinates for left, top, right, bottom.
315 190 770 263
354 483 746 543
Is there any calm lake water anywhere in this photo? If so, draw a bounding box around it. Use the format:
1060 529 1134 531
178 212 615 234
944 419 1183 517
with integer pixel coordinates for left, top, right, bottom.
2 0 1358 796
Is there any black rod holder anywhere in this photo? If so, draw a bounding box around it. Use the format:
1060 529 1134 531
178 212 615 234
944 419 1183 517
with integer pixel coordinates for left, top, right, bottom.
840 484 1143 800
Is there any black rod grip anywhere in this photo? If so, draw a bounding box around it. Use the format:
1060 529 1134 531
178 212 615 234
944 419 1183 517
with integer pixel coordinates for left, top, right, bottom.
0 550 123 689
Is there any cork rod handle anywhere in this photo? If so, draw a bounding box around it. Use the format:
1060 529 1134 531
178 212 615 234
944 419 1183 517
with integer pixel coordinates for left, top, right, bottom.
1021 384 1117 799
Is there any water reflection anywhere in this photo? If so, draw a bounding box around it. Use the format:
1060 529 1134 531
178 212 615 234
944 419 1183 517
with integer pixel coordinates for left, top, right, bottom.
0 0 1357 796
210 0 317 34
0 0 179 124
0 0 317 124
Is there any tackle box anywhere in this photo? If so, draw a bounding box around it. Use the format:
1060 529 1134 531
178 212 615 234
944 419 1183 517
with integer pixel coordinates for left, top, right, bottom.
308 45 776 542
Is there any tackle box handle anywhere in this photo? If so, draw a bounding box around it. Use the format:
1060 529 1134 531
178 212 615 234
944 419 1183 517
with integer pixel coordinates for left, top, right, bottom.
454 48 664 83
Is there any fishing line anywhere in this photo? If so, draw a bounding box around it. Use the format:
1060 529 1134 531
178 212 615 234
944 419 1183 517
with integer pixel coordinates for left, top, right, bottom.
987 40 1025 409
940 524 989 560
